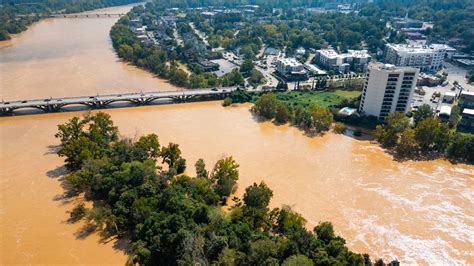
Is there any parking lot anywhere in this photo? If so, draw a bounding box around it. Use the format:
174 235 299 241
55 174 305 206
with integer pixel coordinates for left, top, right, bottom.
411 63 472 113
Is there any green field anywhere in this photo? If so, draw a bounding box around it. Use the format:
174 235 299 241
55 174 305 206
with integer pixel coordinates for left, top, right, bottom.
270 90 361 108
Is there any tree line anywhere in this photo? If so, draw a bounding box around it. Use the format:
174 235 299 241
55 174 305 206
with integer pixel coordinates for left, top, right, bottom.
246 93 334 134
0 0 143 40
374 106 473 164
56 112 397 265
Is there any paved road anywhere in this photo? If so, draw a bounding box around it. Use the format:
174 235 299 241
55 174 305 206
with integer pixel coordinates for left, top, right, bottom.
443 62 473 91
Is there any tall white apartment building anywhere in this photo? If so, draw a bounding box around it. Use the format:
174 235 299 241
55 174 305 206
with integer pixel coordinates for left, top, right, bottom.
384 43 447 72
359 63 419 120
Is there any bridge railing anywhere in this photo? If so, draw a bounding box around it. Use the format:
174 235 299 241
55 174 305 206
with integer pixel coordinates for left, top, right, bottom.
1 87 236 105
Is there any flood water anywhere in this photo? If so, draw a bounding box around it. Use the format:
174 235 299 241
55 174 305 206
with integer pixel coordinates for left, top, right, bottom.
1 4 473 265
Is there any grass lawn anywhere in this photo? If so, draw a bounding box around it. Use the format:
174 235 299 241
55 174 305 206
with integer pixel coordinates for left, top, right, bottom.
271 90 361 108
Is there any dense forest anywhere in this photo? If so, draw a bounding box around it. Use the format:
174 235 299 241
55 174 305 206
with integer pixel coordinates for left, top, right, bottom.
57 112 398 265
151 0 474 53
361 0 474 52
0 0 142 40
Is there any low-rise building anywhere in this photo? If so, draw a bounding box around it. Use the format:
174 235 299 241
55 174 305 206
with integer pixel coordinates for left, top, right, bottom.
417 73 442 87
314 49 371 73
197 59 219 71
304 64 327 76
438 105 452 122
459 91 474 109
455 59 474 69
443 91 456 104
276 58 308 81
459 108 474 133
296 47 306 56
359 63 419 120
384 43 448 72
392 17 424 29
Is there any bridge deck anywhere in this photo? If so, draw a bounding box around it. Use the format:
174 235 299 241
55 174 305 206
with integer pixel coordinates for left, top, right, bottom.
50 13 125 18
1 88 235 116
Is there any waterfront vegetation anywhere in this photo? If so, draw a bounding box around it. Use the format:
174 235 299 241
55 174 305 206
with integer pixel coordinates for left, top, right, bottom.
224 91 473 164
0 0 143 40
250 93 334 134
272 90 360 109
56 112 396 265
374 109 474 164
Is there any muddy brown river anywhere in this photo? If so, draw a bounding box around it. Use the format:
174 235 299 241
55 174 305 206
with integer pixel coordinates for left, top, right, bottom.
1 4 473 265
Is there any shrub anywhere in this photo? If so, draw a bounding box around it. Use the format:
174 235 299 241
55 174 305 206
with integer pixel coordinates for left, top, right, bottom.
333 122 346 134
223 97 233 107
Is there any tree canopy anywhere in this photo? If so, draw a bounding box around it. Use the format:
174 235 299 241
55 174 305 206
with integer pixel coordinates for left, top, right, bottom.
56 112 392 265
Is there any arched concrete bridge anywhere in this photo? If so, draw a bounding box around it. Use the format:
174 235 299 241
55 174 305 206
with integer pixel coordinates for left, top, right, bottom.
50 13 125 18
1 88 235 116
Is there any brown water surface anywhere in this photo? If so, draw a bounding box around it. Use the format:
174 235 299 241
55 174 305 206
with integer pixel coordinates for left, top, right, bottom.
1 4 473 266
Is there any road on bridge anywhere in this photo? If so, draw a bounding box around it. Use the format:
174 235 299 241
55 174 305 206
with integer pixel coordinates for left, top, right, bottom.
1 88 237 116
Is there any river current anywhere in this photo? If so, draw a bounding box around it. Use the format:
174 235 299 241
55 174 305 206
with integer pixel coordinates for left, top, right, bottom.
0 4 473 265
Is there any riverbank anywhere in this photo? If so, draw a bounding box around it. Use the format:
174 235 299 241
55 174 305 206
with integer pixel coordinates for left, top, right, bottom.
0 0 144 41
1 3 473 264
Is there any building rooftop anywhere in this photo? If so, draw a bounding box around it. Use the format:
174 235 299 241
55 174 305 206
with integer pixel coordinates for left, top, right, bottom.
462 108 474 115
444 91 456 97
278 58 302 67
439 105 452 116
386 43 448 53
369 62 417 72
461 91 474 96
317 49 370 59
304 64 327 74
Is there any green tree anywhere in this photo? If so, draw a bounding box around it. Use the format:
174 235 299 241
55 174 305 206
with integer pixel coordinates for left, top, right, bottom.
195 158 209 178
251 93 278 120
211 157 240 197
240 59 254 76
55 112 118 170
374 125 398 148
277 208 306 237
242 182 273 228
275 102 291 124
333 122 346 134
282 255 314 266
309 105 333 133
133 134 160 162
217 248 245 265
222 97 233 107
414 117 450 152
314 222 335 243
243 182 273 209
446 133 474 164
161 143 186 172
294 107 313 130
247 239 278 265
386 112 410 134
414 104 433 124
395 128 418 158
